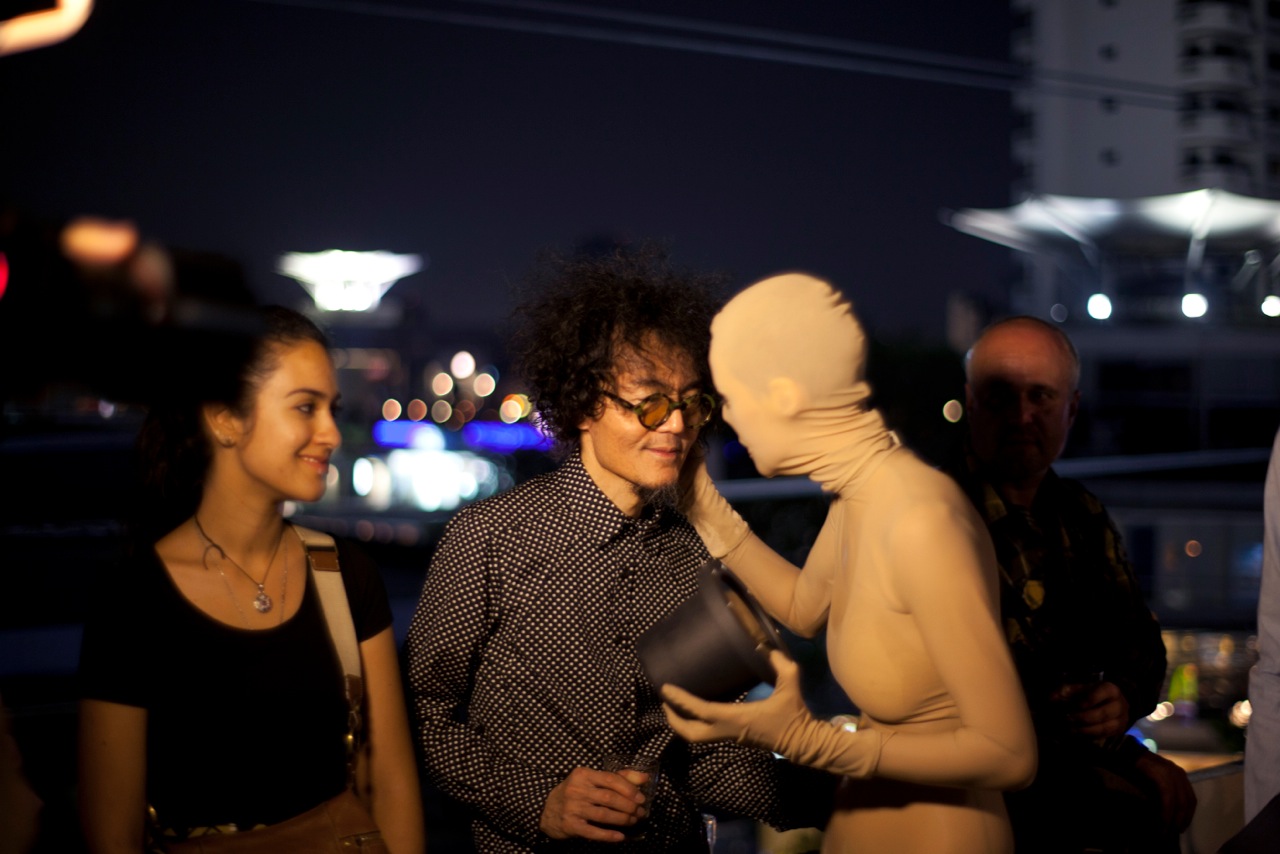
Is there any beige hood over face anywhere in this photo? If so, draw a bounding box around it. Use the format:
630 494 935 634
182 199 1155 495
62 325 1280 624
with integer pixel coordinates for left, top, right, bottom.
709 273 898 496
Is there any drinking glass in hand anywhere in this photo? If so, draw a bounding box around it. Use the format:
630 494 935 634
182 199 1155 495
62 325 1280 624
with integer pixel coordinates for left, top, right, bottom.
601 753 660 840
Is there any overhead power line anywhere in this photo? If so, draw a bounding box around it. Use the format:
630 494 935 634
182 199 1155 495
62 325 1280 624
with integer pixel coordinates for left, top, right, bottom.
244 0 1182 109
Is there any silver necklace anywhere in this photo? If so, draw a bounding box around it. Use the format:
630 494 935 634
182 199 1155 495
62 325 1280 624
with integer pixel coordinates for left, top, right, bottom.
215 562 252 626
194 516 285 614
210 537 289 627
277 545 288 623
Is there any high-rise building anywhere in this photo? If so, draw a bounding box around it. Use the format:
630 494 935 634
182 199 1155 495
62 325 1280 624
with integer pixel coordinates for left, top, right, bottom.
1012 0 1280 200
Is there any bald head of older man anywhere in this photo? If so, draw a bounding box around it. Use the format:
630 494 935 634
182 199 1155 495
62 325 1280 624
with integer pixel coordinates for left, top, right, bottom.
964 317 1081 508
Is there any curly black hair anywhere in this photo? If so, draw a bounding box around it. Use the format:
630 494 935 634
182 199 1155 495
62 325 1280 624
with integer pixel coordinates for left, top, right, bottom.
512 243 726 446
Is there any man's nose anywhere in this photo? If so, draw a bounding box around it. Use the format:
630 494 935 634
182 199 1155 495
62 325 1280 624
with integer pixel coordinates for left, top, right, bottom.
1016 396 1038 424
658 407 687 433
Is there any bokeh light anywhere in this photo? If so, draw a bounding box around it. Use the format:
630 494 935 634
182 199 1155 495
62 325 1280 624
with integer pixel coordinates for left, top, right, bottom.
353 458 374 496
1087 293 1112 320
432 372 454 396
451 350 476 379
500 393 532 424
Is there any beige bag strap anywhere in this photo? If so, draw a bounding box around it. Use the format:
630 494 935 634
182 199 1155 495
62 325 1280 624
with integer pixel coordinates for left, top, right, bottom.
292 525 364 779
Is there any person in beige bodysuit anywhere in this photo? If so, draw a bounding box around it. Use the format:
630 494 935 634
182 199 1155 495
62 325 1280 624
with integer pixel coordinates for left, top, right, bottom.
662 274 1037 853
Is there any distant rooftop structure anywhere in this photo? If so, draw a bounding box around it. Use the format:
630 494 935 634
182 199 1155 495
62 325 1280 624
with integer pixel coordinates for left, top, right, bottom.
950 187 1280 323
951 188 1280 258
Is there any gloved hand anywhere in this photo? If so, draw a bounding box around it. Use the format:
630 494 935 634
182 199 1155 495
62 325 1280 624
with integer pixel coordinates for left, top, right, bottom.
678 456 750 559
661 650 884 779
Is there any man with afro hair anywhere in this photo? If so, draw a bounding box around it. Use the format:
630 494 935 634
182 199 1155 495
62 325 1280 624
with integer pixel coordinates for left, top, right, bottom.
407 244 830 852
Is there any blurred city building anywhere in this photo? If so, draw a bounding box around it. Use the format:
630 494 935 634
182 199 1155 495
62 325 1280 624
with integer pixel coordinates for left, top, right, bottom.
934 4 1280 804
274 249 556 550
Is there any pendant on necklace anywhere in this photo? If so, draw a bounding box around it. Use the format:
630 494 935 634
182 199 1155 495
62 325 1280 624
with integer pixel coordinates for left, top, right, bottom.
254 587 273 613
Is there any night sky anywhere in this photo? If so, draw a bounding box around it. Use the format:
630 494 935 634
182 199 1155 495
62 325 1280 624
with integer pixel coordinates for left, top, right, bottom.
2 0 1017 342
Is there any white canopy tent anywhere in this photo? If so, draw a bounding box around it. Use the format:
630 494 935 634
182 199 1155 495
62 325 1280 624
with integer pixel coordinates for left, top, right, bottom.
946 188 1280 321
948 188 1280 262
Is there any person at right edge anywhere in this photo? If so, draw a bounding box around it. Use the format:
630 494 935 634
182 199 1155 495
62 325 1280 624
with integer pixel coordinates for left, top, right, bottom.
1243 424 1280 825
950 316 1195 852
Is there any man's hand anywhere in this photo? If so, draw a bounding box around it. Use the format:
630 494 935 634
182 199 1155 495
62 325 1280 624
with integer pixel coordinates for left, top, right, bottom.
538 767 646 842
1052 680 1131 738
1134 751 1197 832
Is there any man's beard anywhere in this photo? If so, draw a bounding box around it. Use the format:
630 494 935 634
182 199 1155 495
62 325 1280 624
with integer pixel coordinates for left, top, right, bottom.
634 480 680 510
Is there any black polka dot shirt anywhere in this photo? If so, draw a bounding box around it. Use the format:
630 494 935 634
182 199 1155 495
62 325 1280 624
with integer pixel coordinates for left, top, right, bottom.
406 452 807 852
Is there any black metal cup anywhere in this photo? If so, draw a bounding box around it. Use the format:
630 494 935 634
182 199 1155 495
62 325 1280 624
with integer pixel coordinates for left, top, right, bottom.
637 559 787 700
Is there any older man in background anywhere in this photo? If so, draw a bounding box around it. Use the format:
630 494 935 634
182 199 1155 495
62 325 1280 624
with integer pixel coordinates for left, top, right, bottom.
949 316 1195 853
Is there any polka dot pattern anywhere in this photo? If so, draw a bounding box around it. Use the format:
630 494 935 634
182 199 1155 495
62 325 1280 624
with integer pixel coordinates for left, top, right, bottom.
405 452 799 851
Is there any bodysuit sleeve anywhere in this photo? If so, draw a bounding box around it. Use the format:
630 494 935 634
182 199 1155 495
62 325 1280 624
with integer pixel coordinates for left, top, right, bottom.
686 462 835 635
722 524 839 638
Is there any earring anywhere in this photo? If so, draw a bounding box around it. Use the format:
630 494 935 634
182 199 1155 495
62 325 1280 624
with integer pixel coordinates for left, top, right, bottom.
216 435 234 448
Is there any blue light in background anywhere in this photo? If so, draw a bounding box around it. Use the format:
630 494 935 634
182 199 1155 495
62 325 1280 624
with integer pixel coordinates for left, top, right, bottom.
462 421 553 453
372 420 446 450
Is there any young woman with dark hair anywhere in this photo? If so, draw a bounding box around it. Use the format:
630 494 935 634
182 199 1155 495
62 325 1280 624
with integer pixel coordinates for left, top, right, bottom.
77 307 424 853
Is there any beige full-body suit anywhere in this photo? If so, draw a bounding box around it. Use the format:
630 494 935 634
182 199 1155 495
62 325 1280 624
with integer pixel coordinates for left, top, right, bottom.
663 274 1036 853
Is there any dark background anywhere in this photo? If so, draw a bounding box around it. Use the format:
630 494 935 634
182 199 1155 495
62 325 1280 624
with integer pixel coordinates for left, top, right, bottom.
1 4 1021 851
2 0 1017 341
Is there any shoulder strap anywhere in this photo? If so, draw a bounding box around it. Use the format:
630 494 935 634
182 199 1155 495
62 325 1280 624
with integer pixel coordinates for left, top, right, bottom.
294 526 362 687
292 525 364 777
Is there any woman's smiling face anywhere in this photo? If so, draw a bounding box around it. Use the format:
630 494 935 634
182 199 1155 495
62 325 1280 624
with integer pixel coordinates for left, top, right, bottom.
226 339 341 504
